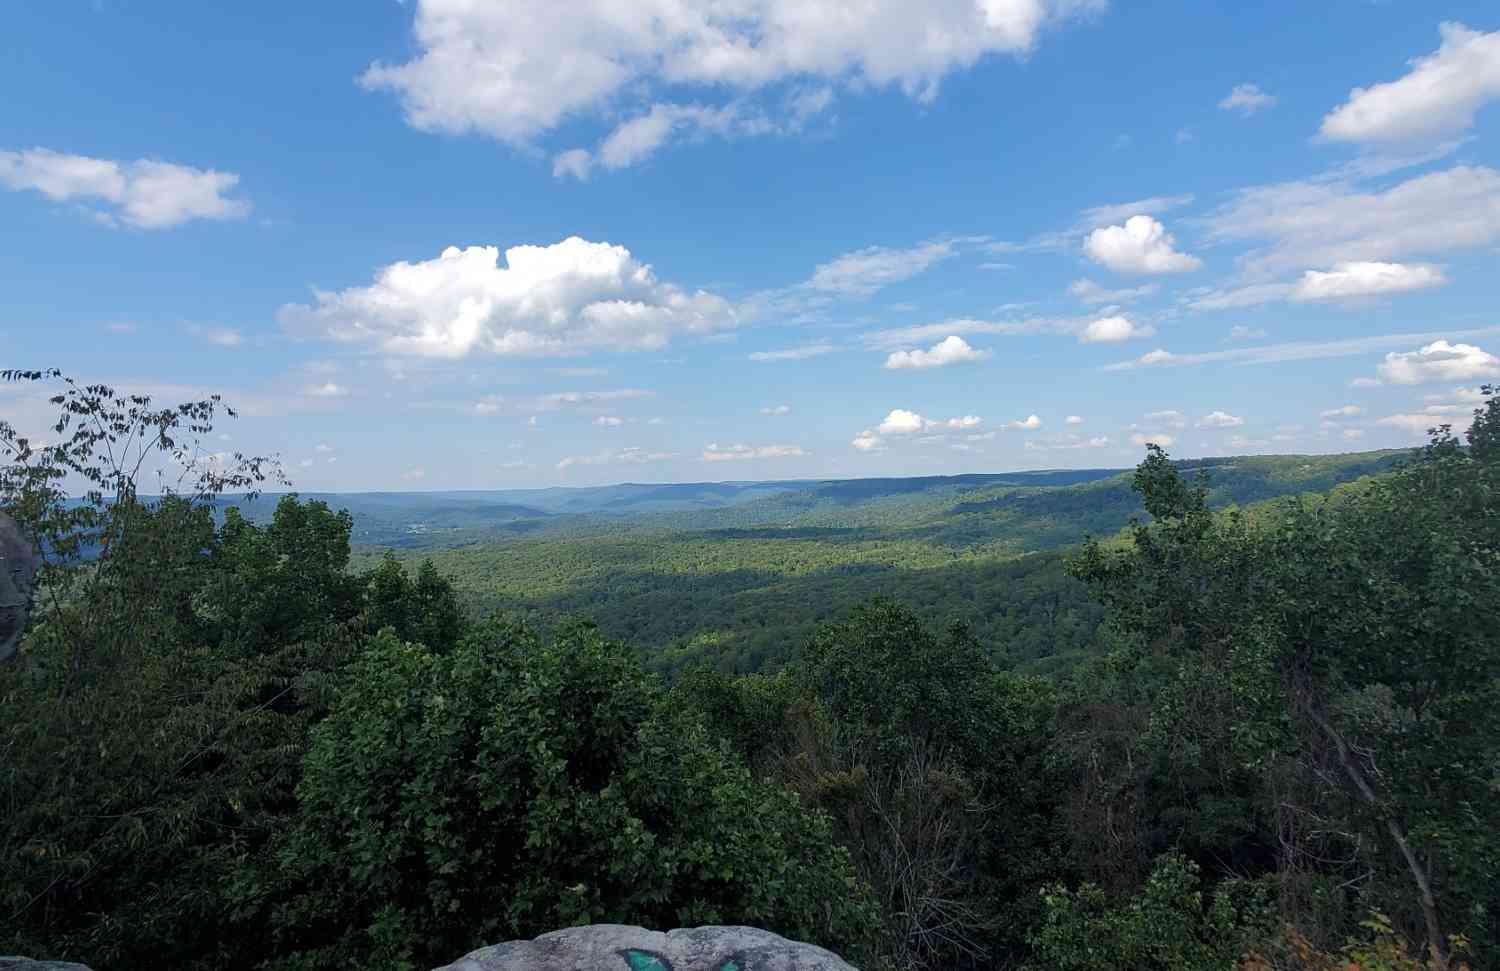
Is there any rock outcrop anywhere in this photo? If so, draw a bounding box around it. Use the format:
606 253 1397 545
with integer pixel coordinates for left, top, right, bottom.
435 925 860 971
0 511 39 663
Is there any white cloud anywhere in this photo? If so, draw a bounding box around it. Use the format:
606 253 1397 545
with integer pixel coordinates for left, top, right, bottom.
1188 283 1294 311
299 458 314 469
1078 194 1195 230
702 442 808 461
1006 414 1043 430
1320 405 1364 419
0 147 250 228
749 342 837 362
315 443 334 452
1227 435 1271 450
280 237 735 359
1065 415 1084 425
365 0 1107 170
594 415 624 426
1084 215 1203 274
878 409 931 434
1079 315 1156 343
189 324 244 347
1025 434 1109 450
761 404 791 415
1320 23 1500 145
541 389 654 409
1203 165 1500 276
1376 340 1500 385
1197 410 1244 428
1377 413 1446 434
1343 428 1365 441
863 311 1164 349
1144 409 1187 428
808 240 954 296
884 334 991 369
856 408 982 450
1425 386 1488 405
1131 432 1175 447
558 446 677 469
1192 261 1447 314
305 382 349 398
402 466 426 481
1227 325 1267 341
1291 261 1446 302
1103 325 1500 372
1218 83 1276 116
1068 278 1160 305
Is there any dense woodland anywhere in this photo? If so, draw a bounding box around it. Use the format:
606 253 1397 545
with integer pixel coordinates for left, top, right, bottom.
2 370 1496 970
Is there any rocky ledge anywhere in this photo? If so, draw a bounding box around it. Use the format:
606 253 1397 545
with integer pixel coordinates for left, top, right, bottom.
4 925 857 971
436 925 859 971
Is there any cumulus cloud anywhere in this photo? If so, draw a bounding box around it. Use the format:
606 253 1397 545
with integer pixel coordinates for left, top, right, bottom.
1077 194 1196 230
305 382 349 398
855 408 982 450
1131 432 1175 447
1219 83 1276 115
593 415 624 426
1320 23 1500 145
1066 415 1084 424
884 334 991 369
1291 261 1447 301
702 442 808 461
280 237 735 358
1144 409 1187 428
1376 340 1500 385
1079 315 1156 343
761 404 791 415
1227 325 1267 341
1191 261 1448 313
1320 405 1364 419
1203 165 1500 276
0 147 250 228
1006 414 1043 430
1084 215 1203 274
364 0 1106 171
1197 410 1244 428
808 240 954 296
749 342 837 362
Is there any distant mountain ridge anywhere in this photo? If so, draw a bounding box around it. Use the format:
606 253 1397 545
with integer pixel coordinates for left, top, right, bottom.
209 449 1410 550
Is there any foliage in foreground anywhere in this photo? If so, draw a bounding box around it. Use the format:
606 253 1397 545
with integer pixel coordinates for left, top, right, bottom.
251 622 879 970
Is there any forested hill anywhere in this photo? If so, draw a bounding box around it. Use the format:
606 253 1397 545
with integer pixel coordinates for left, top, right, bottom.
349 448 1407 674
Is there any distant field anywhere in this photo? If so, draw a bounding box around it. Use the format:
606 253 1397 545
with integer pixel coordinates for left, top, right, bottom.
333 449 1408 674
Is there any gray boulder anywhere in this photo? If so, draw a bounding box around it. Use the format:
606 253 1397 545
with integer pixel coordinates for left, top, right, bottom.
0 959 92 971
435 925 860 971
0 510 39 662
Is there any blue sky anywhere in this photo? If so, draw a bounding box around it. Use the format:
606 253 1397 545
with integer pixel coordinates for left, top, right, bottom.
3 1 1499 490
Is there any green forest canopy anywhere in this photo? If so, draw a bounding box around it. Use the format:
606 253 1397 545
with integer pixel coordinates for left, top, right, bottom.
1 370 1493 971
